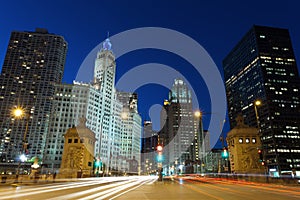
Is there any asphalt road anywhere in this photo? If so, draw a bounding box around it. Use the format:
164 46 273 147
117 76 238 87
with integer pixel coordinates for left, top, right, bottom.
0 176 299 200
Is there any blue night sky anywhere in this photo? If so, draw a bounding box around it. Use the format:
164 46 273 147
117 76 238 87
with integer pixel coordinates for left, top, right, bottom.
0 0 300 138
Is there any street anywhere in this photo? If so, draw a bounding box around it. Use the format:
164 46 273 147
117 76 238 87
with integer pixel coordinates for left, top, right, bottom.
0 176 299 200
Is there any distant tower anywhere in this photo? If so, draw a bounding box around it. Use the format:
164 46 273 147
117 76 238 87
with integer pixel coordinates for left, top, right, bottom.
117 92 142 174
93 38 115 91
0 28 67 163
141 121 158 174
223 25 300 175
159 78 194 173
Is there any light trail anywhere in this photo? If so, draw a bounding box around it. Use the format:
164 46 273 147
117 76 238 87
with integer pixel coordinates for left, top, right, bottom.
0 177 130 199
109 177 158 200
0 176 157 200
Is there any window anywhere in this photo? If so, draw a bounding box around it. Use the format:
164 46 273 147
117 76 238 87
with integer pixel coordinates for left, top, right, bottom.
74 139 78 143
252 138 256 143
68 139 72 143
239 138 243 143
245 138 250 143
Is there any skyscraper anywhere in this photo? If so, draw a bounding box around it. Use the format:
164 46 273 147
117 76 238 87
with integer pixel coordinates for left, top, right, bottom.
117 92 142 173
223 25 300 176
43 38 142 175
160 78 194 174
43 38 124 174
0 28 67 163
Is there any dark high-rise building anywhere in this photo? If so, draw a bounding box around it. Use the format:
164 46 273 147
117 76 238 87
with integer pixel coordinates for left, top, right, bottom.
0 28 67 164
223 25 300 176
141 121 158 174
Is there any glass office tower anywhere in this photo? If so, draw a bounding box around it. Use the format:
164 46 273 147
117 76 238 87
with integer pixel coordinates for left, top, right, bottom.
223 25 300 176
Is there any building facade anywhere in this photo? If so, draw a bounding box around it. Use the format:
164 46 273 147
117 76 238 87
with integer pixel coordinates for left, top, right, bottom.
226 115 264 174
43 82 89 171
59 118 96 178
43 38 140 175
117 92 142 174
0 28 67 165
159 78 195 174
223 25 300 175
141 121 158 175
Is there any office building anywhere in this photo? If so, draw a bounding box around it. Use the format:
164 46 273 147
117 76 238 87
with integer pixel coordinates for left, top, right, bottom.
44 38 139 175
0 28 67 164
117 92 142 174
159 78 194 174
223 25 300 175
141 121 158 174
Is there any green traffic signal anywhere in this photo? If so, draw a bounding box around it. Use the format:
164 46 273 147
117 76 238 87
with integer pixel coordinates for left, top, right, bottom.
221 149 229 158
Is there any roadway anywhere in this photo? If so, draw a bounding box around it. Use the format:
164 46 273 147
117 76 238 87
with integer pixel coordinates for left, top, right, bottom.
0 176 299 199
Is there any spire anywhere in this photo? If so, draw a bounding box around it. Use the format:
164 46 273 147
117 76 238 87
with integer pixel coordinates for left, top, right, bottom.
102 32 112 50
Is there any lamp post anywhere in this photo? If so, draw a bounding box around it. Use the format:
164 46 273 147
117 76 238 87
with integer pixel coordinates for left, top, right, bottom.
12 107 30 181
194 111 205 174
254 100 262 134
254 100 269 179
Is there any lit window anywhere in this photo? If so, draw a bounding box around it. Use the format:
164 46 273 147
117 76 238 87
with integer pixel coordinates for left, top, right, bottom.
245 138 250 143
260 35 265 38
252 138 256 143
239 138 243 143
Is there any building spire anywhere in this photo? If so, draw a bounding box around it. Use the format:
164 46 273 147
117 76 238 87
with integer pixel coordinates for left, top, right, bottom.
102 32 112 50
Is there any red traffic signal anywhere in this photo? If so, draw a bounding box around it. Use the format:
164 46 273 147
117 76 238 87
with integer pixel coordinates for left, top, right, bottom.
157 145 163 152
258 149 262 154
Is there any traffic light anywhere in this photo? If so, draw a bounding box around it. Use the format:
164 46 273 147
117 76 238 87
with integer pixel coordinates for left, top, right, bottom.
261 161 265 166
258 149 263 162
95 159 102 167
156 144 163 162
156 145 163 152
221 148 229 158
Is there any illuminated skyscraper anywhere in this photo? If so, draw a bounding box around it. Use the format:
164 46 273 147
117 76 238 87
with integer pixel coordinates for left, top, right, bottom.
160 78 194 174
117 92 142 173
0 28 67 163
223 25 300 176
43 38 124 174
43 38 141 175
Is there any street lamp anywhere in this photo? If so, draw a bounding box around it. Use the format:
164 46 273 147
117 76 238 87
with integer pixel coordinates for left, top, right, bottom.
194 110 205 174
254 100 269 178
254 100 262 133
12 106 31 181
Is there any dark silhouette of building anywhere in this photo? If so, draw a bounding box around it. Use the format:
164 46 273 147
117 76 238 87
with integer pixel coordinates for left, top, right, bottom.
223 25 300 175
141 121 158 174
0 28 67 164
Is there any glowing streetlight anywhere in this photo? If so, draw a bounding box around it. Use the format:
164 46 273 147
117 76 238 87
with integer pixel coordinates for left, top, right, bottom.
194 111 202 118
254 99 262 132
194 110 205 174
12 107 24 118
255 100 262 106
12 106 31 180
